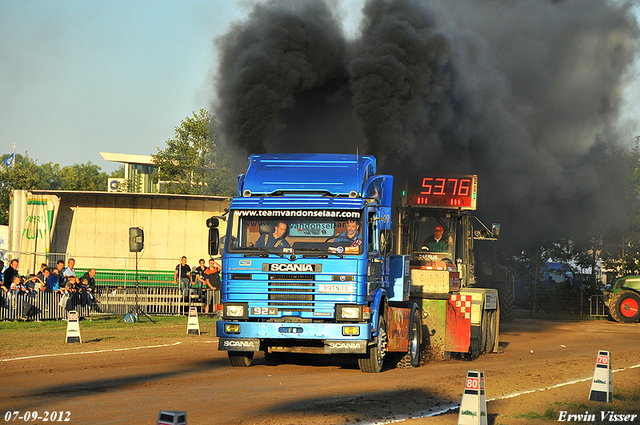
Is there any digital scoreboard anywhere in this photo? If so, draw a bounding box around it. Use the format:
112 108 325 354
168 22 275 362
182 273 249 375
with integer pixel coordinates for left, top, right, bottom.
404 175 477 210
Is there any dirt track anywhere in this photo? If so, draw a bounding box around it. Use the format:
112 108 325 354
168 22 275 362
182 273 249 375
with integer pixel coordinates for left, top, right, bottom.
2 318 640 425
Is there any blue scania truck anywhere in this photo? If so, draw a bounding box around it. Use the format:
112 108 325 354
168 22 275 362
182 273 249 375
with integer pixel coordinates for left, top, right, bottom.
211 153 500 373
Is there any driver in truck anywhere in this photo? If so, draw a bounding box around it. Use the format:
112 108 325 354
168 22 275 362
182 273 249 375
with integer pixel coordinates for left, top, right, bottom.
421 224 448 252
255 221 290 248
334 219 362 244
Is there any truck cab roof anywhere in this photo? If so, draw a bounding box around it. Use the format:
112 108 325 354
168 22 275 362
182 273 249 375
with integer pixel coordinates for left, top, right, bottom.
240 153 376 197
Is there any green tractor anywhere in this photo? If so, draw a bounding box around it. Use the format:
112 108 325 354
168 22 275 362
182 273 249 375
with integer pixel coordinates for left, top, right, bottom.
603 276 640 323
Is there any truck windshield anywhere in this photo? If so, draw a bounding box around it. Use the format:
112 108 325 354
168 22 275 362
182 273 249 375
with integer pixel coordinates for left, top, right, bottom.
226 209 365 256
412 214 456 262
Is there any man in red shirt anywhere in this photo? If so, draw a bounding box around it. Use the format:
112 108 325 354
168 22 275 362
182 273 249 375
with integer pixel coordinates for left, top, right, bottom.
201 258 221 315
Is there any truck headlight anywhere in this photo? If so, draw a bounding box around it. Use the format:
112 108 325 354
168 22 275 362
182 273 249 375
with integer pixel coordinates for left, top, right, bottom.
224 303 248 319
341 307 360 319
336 305 362 321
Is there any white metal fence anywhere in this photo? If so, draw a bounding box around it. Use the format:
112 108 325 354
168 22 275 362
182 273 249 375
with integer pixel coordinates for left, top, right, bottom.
589 294 608 317
1 251 213 288
0 286 210 321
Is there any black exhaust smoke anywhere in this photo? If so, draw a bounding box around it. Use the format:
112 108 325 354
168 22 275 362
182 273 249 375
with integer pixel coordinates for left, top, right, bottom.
212 0 640 254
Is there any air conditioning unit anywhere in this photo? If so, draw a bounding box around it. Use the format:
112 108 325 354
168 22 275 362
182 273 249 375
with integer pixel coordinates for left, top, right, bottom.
107 178 127 193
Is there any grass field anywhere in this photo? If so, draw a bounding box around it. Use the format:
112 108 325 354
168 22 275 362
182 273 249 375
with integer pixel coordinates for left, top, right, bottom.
0 315 220 355
511 392 640 423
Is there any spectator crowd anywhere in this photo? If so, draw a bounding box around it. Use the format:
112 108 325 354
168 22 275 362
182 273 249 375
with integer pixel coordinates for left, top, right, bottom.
1 258 96 320
174 256 222 316
1 255 222 321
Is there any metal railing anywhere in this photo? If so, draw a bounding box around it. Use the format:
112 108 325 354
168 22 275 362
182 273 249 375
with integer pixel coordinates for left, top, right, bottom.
0 287 208 321
1 291 89 321
1 251 212 289
589 294 608 317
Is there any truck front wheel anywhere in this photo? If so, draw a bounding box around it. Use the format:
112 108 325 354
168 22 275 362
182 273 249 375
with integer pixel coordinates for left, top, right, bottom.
228 351 254 367
610 290 640 323
358 313 387 373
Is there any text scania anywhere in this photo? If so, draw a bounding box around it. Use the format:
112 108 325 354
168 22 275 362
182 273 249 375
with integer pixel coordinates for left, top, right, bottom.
265 263 321 272
329 342 363 349
234 209 361 218
223 340 256 347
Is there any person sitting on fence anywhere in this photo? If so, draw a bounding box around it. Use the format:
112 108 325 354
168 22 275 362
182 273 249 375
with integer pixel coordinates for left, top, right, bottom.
202 258 222 315
194 258 207 303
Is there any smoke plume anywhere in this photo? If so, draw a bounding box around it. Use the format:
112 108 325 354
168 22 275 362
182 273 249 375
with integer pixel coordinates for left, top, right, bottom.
212 0 640 255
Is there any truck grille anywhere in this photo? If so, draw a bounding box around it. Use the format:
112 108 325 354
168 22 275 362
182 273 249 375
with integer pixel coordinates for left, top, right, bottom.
269 274 315 281
267 277 316 312
268 293 314 301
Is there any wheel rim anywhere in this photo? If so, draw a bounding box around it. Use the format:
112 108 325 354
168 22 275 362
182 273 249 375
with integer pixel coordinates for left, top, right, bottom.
620 297 639 317
410 321 419 359
376 316 387 366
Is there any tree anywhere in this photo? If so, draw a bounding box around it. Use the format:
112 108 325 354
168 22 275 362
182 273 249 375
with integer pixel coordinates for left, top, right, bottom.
152 109 237 196
600 137 640 277
0 154 111 225
0 154 41 224
110 165 125 178
56 162 108 191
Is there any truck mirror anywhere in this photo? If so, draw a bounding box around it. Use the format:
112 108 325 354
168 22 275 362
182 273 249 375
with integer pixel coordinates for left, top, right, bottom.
208 227 219 256
491 223 500 238
206 217 219 228
380 229 393 256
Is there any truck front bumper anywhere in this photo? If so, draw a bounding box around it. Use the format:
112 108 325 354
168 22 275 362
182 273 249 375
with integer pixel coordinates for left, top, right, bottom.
217 321 371 354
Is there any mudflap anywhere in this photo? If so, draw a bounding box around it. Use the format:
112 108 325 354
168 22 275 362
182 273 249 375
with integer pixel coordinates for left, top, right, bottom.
387 306 412 352
445 294 472 353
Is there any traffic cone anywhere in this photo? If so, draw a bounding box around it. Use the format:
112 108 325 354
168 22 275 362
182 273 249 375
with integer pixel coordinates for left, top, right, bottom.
65 311 82 343
589 350 612 402
157 410 187 425
458 370 487 425
186 307 200 335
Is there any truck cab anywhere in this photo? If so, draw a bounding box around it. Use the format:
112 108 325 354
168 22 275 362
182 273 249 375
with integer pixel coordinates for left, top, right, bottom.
216 154 414 373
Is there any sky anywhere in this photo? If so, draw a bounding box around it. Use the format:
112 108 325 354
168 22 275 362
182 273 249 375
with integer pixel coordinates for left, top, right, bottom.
0 0 362 173
1 0 639 174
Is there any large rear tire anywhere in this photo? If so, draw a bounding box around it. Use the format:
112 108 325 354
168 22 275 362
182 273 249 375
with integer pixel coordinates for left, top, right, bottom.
484 309 498 353
610 290 640 323
498 280 514 323
228 351 254 367
358 311 387 373
478 308 488 355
